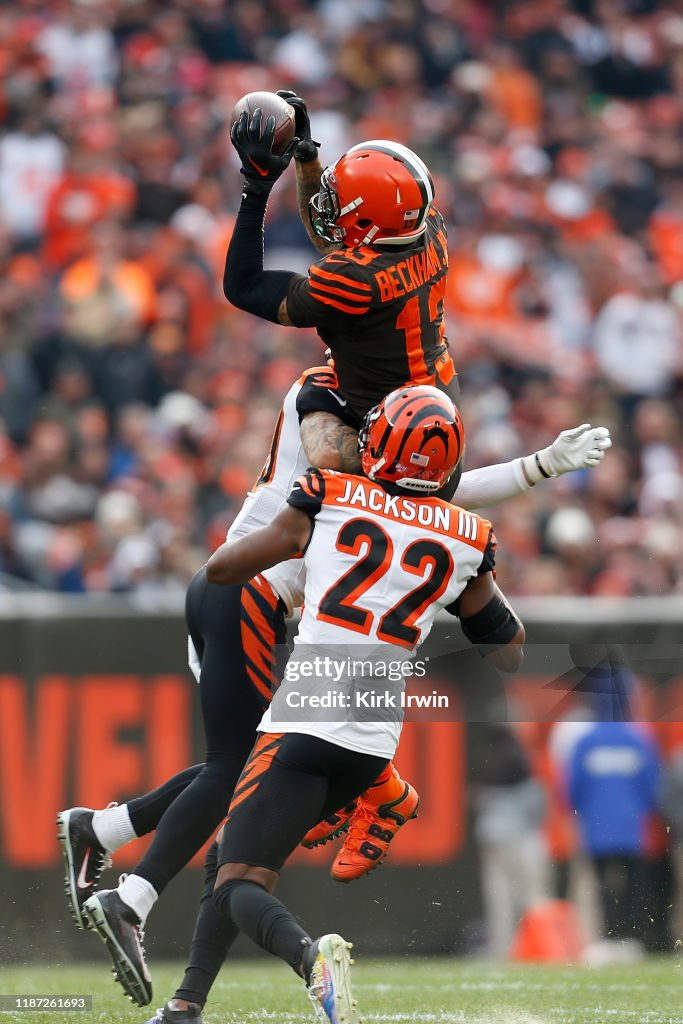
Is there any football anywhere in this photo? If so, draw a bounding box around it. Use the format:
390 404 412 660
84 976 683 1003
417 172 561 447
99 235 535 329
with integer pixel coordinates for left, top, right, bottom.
230 91 296 155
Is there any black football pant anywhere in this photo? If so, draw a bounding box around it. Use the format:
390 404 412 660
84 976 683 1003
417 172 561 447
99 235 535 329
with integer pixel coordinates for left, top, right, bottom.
217 732 388 871
132 567 287 894
124 566 287 1006
213 733 387 973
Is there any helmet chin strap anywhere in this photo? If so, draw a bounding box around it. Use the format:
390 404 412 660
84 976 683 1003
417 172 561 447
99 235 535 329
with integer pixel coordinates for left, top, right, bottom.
394 476 442 492
369 461 445 493
372 223 428 246
361 225 380 245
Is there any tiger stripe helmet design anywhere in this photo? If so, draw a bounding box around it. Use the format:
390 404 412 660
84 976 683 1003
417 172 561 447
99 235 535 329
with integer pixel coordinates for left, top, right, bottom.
310 140 435 248
359 385 464 493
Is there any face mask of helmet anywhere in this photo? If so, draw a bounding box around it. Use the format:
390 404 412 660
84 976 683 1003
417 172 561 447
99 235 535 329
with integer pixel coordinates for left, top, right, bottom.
309 168 345 243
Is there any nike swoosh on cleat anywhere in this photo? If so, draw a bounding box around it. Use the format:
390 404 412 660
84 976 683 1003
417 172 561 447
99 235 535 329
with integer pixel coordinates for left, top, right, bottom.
247 156 270 177
77 848 92 890
130 925 153 983
327 389 347 407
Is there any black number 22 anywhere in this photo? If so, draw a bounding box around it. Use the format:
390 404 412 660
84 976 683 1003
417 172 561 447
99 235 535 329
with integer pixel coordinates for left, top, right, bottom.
318 518 453 647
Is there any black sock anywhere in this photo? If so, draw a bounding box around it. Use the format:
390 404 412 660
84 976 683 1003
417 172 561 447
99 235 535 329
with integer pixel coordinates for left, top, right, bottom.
213 879 311 977
173 842 238 1008
127 765 205 837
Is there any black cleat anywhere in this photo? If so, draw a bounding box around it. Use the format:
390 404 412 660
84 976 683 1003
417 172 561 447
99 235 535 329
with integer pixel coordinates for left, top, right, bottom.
83 887 153 1007
56 807 111 930
143 1003 202 1024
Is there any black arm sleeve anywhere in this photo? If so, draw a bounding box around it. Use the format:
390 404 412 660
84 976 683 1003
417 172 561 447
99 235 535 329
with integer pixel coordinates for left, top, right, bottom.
222 191 300 323
458 594 521 650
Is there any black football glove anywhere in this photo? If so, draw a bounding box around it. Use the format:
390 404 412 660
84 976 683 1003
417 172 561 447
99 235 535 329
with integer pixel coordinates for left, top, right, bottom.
276 89 320 164
230 108 297 195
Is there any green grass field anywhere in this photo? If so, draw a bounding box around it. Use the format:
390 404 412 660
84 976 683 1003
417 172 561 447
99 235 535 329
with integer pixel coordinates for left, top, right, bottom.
1 959 682 1024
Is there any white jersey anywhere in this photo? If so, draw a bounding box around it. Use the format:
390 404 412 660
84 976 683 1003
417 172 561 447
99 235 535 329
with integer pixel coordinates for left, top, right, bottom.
259 469 496 758
226 372 311 615
227 365 354 613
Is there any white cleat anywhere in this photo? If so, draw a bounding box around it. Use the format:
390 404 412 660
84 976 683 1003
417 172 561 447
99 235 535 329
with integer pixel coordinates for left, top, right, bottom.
306 933 361 1024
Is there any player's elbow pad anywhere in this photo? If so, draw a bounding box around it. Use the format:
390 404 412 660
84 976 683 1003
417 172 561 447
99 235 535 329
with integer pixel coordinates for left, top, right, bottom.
459 594 521 650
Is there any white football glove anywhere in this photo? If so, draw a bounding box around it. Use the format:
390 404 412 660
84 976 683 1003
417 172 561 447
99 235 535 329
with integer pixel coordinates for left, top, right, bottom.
523 424 612 484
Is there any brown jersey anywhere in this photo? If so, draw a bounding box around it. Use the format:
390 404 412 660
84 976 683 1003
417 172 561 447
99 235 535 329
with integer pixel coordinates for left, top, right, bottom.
286 208 457 424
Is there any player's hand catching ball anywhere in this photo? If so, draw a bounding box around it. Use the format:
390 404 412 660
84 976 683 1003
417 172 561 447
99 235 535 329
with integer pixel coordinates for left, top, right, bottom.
276 89 320 163
231 108 297 195
528 423 612 481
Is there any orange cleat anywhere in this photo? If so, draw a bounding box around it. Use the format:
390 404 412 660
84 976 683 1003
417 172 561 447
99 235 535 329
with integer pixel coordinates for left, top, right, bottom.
301 802 357 849
330 768 419 882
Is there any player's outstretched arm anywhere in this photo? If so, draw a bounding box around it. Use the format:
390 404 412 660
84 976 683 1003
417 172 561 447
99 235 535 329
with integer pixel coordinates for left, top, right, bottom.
300 411 361 472
223 109 301 323
455 424 612 512
206 506 312 585
457 572 525 673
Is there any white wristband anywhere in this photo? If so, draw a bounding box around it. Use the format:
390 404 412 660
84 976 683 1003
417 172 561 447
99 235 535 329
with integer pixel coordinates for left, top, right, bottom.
521 450 554 486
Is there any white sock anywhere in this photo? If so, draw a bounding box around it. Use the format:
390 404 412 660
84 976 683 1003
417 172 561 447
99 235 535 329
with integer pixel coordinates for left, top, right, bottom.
118 873 158 925
91 803 137 853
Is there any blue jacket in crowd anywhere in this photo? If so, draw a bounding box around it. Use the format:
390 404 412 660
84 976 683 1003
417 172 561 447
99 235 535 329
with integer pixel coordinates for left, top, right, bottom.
568 722 661 856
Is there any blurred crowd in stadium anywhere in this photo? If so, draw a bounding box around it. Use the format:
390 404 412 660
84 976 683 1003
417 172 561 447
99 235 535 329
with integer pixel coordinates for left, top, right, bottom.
0 0 681 596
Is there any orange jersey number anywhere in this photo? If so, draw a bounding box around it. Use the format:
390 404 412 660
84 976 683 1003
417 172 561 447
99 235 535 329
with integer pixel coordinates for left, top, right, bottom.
395 278 450 384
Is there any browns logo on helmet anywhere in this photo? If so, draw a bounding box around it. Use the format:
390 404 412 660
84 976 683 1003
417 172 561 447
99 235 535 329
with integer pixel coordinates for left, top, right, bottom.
359 384 464 493
310 140 435 248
